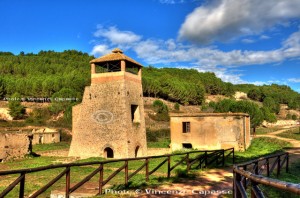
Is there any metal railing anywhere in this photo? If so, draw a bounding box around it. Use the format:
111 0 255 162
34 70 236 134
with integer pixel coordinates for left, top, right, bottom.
0 148 234 198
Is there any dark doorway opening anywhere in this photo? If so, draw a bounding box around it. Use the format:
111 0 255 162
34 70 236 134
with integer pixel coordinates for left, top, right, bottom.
104 147 114 158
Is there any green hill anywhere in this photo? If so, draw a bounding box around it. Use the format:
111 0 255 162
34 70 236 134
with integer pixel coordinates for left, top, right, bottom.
0 50 299 126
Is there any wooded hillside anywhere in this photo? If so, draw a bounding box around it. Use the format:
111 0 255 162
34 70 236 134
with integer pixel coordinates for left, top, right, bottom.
0 50 299 110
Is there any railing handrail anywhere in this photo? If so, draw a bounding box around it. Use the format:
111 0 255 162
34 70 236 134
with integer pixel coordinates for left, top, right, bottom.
233 152 300 197
236 152 287 167
0 148 233 175
233 166 300 195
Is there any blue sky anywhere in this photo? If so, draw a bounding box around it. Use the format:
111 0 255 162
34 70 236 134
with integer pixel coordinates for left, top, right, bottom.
1 0 300 92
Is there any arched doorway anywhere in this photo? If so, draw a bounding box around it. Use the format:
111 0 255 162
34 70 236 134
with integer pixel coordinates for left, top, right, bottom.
104 147 114 158
135 146 140 158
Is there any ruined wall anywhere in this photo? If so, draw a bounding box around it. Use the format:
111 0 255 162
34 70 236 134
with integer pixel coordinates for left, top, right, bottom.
170 113 251 151
0 132 30 162
69 71 147 158
32 132 60 145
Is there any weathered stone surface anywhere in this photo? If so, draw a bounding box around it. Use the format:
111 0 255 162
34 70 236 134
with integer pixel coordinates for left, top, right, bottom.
170 113 251 151
0 132 30 162
69 51 147 159
32 128 60 145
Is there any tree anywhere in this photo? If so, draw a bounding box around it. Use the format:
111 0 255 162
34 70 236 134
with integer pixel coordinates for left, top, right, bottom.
213 99 264 132
214 99 235 113
247 89 264 101
174 102 180 111
49 88 81 114
152 100 169 121
263 97 280 114
0 77 6 98
261 107 277 123
231 100 264 131
8 92 25 119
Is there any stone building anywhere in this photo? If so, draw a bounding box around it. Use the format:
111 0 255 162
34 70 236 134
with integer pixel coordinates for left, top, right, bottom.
69 48 147 159
170 113 251 151
32 128 60 145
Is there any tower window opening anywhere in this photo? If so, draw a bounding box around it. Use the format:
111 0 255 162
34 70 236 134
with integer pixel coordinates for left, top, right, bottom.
126 62 139 75
95 61 121 73
131 105 140 123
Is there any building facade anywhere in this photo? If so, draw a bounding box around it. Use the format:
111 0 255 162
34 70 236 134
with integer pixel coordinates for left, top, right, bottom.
69 48 147 159
32 128 60 145
170 113 251 151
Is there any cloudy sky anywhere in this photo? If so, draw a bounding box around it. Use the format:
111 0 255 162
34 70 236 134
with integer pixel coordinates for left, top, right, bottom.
1 0 300 92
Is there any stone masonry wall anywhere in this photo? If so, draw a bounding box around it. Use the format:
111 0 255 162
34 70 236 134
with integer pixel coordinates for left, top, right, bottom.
0 132 30 162
69 72 147 158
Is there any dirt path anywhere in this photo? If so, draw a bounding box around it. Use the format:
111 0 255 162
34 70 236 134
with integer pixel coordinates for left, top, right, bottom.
135 168 233 198
256 127 300 162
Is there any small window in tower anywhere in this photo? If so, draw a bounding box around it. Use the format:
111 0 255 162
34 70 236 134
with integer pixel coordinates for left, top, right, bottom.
96 61 121 73
182 122 190 133
131 105 140 123
126 62 139 75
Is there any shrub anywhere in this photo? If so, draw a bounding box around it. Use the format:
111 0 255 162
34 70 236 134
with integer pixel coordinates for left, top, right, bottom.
286 113 292 120
174 102 180 111
152 100 169 121
8 92 25 119
25 108 51 125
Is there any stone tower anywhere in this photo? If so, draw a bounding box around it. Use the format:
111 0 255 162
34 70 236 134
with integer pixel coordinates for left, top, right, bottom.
69 48 147 158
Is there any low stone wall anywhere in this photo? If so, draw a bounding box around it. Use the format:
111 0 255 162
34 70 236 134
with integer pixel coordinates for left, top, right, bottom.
0 132 30 162
262 120 299 127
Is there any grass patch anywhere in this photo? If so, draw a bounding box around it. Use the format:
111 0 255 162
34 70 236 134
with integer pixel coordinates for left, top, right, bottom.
276 127 300 141
255 126 283 135
146 128 170 148
32 142 70 152
235 137 292 164
147 139 170 148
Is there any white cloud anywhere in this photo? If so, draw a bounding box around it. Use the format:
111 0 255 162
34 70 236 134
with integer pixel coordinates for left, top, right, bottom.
94 25 141 45
260 35 271 40
159 0 185 4
288 78 300 83
242 38 255 44
91 25 300 85
91 44 111 56
179 0 300 44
